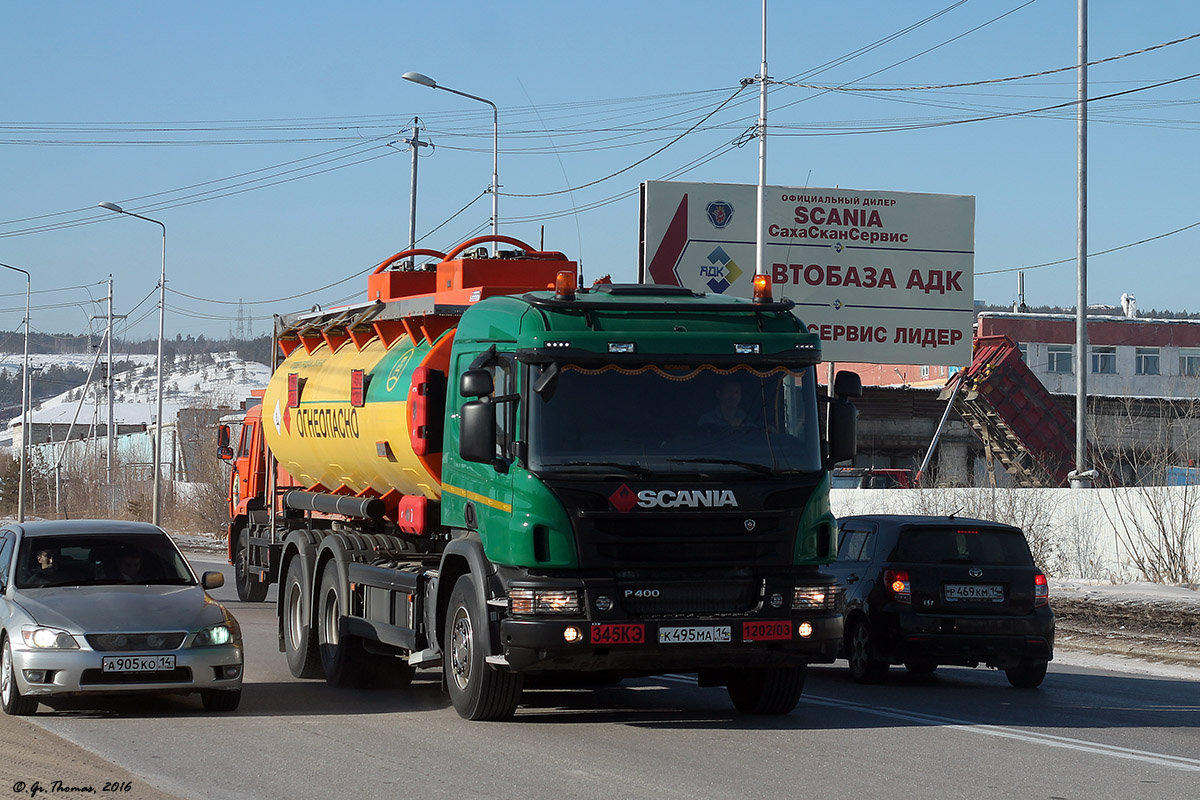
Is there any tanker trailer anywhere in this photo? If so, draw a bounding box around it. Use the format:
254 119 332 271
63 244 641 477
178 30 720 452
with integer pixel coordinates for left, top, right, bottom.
219 234 861 720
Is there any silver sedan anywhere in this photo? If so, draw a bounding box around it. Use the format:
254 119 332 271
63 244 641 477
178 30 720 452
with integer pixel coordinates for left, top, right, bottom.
1 519 243 715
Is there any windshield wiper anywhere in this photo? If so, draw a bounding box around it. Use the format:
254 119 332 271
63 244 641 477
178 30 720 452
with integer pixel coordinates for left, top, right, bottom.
667 457 774 475
552 460 654 477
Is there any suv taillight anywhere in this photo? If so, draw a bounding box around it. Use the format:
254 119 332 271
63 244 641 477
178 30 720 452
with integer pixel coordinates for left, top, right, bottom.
884 569 911 605
1034 572 1049 607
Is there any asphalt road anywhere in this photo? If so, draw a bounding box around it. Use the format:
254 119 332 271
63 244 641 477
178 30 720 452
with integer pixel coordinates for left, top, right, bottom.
16 556 1200 800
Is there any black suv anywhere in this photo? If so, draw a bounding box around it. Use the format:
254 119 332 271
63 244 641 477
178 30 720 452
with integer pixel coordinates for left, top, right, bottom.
826 515 1054 688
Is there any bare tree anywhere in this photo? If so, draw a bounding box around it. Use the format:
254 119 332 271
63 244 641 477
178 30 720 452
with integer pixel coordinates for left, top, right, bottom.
1092 396 1199 584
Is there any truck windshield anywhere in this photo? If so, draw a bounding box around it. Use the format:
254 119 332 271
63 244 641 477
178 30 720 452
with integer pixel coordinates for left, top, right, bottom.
528 364 821 475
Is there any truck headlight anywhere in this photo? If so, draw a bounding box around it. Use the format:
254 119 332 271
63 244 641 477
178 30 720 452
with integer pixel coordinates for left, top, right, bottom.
22 626 79 650
792 586 840 611
509 588 581 615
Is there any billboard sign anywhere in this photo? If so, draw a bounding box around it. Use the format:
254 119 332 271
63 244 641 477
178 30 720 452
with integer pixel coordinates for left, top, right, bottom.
640 180 975 365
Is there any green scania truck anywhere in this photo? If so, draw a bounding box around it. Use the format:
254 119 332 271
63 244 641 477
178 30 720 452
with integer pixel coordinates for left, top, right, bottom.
220 235 860 720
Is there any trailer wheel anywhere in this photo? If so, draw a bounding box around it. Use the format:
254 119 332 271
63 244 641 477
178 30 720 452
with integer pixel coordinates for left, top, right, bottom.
725 665 806 715
283 557 322 679
317 559 371 688
444 575 523 721
234 528 268 603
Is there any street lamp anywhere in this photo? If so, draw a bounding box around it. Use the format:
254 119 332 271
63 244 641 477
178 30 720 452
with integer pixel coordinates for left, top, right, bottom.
98 201 167 526
0 262 30 522
402 71 499 255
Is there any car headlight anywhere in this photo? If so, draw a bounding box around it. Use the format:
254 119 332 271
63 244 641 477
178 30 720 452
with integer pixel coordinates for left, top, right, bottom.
22 626 80 650
192 622 239 647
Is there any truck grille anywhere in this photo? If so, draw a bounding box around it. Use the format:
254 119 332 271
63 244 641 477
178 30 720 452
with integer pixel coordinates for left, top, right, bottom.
579 512 791 569
617 576 760 616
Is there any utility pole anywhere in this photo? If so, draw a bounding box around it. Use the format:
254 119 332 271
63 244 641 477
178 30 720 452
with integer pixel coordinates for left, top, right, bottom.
404 117 430 257
1070 0 1096 489
91 276 126 491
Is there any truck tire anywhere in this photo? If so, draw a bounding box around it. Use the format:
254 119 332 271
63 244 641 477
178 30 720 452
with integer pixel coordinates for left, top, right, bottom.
317 559 369 688
283 557 323 679
444 575 523 721
234 528 268 603
725 665 806 715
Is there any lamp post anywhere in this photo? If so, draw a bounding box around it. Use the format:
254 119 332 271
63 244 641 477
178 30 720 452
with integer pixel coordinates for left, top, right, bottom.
402 71 499 255
98 201 167 525
0 262 30 522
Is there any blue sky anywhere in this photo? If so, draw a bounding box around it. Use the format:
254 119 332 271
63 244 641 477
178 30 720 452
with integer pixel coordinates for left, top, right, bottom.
2 1 1198 344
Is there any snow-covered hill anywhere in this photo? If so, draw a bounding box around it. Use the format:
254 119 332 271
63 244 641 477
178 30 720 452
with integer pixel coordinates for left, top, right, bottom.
2 351 271 429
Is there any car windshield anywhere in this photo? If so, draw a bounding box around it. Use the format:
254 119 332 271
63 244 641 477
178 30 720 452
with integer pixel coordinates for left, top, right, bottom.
528 364 821 475
15 533 196 589
896 527 1033 566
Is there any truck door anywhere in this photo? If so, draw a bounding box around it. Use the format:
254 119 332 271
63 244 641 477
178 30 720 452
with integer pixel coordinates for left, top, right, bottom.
447 351 517 539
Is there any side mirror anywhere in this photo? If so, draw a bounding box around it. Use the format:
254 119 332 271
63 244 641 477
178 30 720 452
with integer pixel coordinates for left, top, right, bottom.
833 370 863 399
459 400 497 463
202 571 225 590
217 425 234 460
460 369 494 398
826 399 858 468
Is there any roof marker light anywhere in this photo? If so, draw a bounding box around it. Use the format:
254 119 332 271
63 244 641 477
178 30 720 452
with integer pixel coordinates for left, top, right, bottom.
554 270 577 301
752 274 772 303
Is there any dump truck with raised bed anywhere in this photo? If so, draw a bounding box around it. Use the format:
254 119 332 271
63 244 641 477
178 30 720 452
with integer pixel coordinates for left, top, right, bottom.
217 234 861 719
952 333 1076 486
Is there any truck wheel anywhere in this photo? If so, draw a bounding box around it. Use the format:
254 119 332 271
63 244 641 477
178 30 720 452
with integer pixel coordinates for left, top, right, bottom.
846 618 889 684
234 528 268 603
317 560 369 688
444 575 523 721
1005 659 1048 689
2 636 39 716
726 665 806 715
283 557 323 679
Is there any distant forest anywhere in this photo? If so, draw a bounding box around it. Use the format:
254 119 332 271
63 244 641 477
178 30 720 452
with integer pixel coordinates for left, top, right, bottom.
0 332 273 365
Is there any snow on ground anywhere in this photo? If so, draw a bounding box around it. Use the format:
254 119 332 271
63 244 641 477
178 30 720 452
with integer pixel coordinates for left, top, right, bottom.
2 351 271 429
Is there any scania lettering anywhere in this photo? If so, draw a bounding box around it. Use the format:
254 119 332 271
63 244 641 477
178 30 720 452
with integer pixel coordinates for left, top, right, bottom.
218 234 860 721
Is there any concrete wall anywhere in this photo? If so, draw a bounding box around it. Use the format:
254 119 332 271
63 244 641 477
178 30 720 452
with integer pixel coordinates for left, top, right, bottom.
832 486 1200 583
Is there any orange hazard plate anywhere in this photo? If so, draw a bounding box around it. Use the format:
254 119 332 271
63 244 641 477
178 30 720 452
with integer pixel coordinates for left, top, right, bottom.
590 623 645 645
742 620 793 641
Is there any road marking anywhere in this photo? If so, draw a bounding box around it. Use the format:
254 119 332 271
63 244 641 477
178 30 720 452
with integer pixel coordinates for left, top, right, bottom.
801 694 1200 772
657 675 1200 772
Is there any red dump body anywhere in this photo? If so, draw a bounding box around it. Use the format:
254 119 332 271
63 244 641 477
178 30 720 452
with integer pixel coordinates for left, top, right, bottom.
956 334 1076 486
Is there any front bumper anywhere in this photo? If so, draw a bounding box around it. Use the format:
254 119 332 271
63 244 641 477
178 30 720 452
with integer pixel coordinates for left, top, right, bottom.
12 642 244 698
500 614 842 672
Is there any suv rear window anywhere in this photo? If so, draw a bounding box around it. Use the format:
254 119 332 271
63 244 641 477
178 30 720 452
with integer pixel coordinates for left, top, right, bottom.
895 527 1033 566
